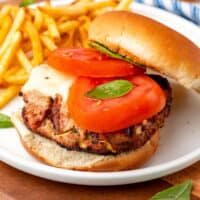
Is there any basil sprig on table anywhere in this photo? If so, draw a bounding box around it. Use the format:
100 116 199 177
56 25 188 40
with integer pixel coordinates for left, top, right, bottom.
20 0 35 7
150 180 192 200
0 113 13 128
85 80 134 100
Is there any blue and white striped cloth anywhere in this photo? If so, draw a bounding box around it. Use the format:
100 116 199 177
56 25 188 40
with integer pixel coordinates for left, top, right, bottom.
135 0 200 25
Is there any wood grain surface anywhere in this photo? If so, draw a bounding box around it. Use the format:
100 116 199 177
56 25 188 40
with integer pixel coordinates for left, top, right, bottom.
0 0 199 199
0 162 170 200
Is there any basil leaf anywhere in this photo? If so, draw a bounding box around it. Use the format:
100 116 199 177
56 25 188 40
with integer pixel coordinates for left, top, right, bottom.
150 180 192 200
89 41 133 63
0 113 13 128
20 0 35 7
86 79 134 100
89 41 145 68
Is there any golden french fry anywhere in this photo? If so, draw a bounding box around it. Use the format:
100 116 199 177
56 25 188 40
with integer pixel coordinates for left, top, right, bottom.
58 21 79 34
79 25 88 48
86 1 116 10
43 13 60 40
0 85 21 108
0 15 12 46
24 20 43 65
0 8 25 57
4 65 20 78
81 0 93 2
17 49 32 73
40 35 57 51
0 5 10 24
5 74 28 85
4 67 28 85
73 30 83 48
115 0 132 10
0 31 21 76
10 6 19 18
39 3 88 18
33 9 44 30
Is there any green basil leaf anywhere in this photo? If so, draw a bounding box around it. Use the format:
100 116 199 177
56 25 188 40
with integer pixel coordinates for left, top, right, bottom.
150 180 192 200
89 41 145 68
0 113 13 128
20 0 35 7
85 79 134 100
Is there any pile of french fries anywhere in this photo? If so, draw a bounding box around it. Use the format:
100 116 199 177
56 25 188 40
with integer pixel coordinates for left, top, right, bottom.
0 0 132 108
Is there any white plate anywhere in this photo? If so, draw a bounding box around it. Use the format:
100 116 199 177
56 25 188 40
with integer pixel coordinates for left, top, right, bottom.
0 1 200 186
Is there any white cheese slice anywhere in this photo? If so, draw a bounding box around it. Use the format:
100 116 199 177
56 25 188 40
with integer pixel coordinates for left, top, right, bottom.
22 64 75 102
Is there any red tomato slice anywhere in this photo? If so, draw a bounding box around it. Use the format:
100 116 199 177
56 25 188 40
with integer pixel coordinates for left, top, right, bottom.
68 75 166 133
48 48 145 77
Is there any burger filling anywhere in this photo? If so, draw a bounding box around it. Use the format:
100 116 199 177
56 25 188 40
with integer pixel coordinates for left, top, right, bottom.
22 74 172 155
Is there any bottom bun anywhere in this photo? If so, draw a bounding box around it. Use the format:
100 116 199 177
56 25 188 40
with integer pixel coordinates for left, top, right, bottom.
11 111 160 171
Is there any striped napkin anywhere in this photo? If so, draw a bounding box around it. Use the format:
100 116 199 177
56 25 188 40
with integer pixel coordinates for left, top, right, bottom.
135 0 200 25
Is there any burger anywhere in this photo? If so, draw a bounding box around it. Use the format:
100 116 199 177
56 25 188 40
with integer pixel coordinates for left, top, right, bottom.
11 11 200 171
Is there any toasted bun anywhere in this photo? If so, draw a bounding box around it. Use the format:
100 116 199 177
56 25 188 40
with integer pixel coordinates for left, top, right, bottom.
89 11 200 92
11 111 159 171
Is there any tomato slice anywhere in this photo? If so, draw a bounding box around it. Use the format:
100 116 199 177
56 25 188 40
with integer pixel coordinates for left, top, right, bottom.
48 48 145 77
68 75 166 133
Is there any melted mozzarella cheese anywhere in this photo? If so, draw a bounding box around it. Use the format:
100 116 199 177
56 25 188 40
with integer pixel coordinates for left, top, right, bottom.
22 64 75 102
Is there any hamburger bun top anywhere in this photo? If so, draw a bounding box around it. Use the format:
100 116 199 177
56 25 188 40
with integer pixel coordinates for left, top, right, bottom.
89 11 200 91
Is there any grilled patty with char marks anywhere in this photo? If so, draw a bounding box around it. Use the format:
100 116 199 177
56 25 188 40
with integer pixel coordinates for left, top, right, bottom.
22 75 172 154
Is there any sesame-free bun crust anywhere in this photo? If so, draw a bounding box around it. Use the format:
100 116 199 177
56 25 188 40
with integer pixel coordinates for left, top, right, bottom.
11 111 159 171
89 11 200 91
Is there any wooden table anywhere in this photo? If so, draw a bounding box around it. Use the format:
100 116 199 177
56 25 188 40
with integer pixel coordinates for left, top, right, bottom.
0 162 171 200
0 0 199 199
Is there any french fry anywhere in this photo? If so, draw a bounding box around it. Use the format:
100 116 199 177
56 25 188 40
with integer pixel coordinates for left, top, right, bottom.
79 25 88 48
58 21 79 34
24 20 43 65
115 0 132 10
43 13 60 40
0 5 10 24
0 15 12 46
4 65 20 78
0 85 21 108
40 35 57 51
4 67 28 85
39 3 88 18
17 49 32 73
33 9 44 30
0 8 25 57
77 0 93 2
5 74 28 85
73 30 82 48
86 1 116 10
10 6 19 18
0 31 21 76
